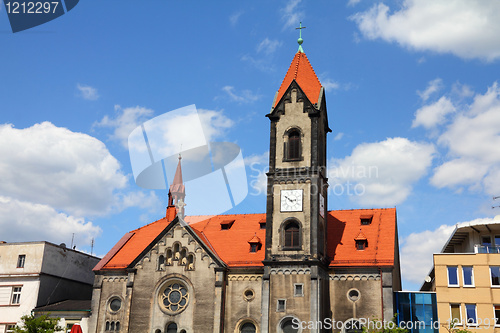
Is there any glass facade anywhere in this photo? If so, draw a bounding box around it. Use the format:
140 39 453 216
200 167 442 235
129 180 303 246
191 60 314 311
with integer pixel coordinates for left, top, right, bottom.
395 292 438 333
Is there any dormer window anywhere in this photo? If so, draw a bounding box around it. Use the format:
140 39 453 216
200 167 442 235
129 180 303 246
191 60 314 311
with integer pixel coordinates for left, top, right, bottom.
354 230 368 250
248 234 262 253
220 220 235 230
284 128 302 161
360 215 372 225
259 218 266 230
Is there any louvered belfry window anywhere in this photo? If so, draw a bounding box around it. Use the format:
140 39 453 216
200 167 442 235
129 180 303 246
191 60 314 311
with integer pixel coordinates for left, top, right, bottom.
288 130 301 160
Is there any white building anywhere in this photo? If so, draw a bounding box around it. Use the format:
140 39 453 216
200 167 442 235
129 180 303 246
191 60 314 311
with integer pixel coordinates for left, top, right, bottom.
0 241 100 333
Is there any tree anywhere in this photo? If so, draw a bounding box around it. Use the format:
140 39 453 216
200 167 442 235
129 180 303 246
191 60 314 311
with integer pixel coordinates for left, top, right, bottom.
13 314 63 333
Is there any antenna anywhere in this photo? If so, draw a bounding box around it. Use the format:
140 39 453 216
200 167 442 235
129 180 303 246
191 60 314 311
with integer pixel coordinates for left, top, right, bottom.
70 233 74 248
492 196 500 209
91 238 94 256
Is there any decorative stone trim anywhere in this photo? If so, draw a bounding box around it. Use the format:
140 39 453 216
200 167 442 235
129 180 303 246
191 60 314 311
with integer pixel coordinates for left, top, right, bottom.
329 274 380 281
228 275 263 282
270 268 311 275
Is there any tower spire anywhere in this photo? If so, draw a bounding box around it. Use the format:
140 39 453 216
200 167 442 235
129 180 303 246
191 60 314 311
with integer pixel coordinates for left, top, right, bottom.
166 154 186 219
296 22 306 53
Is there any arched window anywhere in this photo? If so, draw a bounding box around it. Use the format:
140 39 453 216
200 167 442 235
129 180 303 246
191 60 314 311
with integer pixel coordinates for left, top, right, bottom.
281 318 299 333
166 323 177 333
158 255 165 270
110 322 115 331
155 330 161 333
241 322 256 333
284 221 300 249
115 322 120 331
287 129 301 160
105 322 110 331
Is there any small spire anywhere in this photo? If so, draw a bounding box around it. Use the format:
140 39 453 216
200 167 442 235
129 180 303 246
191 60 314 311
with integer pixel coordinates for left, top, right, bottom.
296 22 306 53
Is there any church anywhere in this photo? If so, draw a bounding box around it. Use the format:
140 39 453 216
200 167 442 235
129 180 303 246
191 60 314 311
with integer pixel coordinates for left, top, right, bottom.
88 36 402 333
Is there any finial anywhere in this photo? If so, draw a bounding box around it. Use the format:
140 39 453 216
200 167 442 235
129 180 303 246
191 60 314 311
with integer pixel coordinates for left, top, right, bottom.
178 153 182 161
296 22 306 53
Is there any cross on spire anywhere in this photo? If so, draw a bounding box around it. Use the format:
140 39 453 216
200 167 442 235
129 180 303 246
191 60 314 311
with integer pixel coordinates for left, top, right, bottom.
296 22 306 52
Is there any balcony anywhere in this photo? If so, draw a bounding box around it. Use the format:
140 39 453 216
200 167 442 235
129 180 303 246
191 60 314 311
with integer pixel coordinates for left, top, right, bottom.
474 245 500 253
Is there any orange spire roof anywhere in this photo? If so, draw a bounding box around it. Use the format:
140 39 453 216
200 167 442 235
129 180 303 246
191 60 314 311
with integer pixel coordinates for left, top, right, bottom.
274 51 322 107
169 155 185 194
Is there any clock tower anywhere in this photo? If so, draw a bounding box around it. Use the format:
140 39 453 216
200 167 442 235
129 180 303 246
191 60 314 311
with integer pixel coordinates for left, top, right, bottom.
261 27 331 333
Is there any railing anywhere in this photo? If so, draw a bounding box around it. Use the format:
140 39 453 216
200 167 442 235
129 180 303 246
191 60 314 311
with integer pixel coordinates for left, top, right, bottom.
474 245 500 253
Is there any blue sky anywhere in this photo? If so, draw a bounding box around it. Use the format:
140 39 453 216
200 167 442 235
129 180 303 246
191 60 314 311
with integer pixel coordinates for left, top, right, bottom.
1 0 500 290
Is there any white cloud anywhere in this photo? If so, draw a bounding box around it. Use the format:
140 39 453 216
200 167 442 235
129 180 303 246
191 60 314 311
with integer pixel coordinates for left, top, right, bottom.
257 38 283 56
334 132 344 141
347 0 361 7
431 82 500 194
418 78 443 102
412 96 456 129
351 0 500 61
0 196 101 246
280 0 303 30
222 86 261 103
117 190 162 212
329 137 435 206
0 122 128 216
401 216 500 285
322 79 340 92
229 11 243 26
77 84 99 101
400 224 455 285
95 105 154 148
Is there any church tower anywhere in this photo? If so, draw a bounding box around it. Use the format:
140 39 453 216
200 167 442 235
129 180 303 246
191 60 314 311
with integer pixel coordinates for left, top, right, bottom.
261 25 331 332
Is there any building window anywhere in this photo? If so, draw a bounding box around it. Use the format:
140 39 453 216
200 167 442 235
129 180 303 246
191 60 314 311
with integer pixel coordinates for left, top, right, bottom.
462 266 474 287
287 130 301 160
11 287 21 304
6 324 16 333
243 289 255 302
347 289 360 302
356 240 367 250
159 281 189 314
240 322 256 333
280 318 298 333
250 243 259 253
17 255 25 268
450 304 461 325
166 323 177 333
260 222 266 229
108 297 122 312
491 266 500 286
465 304 477 325
294 284 304 297
283 221 300 249
447 266 459 287
495 305 500 327
360 215 372 225
277 299 286 312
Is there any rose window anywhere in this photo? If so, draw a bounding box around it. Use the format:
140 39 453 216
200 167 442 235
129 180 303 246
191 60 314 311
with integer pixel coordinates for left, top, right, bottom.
159 282 189 314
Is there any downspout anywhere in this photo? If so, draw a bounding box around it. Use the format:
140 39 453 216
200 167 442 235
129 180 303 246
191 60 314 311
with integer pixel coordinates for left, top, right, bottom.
379 268 384 322
220 269 227 333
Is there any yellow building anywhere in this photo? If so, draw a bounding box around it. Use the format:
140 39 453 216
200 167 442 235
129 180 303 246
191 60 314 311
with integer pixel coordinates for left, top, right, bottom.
421 219 500 333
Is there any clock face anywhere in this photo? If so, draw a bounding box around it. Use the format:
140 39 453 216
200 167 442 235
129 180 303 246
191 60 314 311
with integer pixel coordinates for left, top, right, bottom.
319 194 325 218
280 189 303 212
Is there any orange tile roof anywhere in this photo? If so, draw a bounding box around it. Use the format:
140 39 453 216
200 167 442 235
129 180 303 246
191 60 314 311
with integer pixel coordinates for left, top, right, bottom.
274 51 322 107
96 208 396 271
187 214 266 267
327 208 396 267
95 217 170 270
